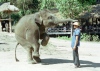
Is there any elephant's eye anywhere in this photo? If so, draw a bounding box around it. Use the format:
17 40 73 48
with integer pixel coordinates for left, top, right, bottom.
48 16 53 19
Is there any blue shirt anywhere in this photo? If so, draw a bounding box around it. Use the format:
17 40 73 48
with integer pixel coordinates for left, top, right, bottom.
71 28 81 48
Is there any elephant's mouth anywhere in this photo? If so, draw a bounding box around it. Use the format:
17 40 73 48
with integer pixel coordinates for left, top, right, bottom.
35 20 45 28
48 22 56 27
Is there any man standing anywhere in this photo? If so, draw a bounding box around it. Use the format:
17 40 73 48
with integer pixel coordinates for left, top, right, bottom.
71 22 81 68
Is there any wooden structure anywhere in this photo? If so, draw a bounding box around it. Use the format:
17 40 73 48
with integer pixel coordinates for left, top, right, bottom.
0 18 12 32
46 22 73 37
0 2 19 33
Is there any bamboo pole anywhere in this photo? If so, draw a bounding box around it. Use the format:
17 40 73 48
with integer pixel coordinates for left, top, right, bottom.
0 20 2 32
9 19 12 33
71 22 73 38
9 14 12 33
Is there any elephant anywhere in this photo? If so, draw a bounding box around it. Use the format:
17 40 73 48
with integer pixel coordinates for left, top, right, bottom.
15 9 77 64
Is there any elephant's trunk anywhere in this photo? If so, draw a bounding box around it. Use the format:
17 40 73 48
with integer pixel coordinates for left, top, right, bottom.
56 18 78 24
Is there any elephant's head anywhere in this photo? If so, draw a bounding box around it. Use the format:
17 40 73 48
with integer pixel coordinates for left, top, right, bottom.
35 9 78 28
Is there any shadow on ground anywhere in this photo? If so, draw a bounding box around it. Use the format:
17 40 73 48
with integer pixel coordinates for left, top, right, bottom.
41 58 71 65
0 43 8 45
80 60 100 68
41 58 100 68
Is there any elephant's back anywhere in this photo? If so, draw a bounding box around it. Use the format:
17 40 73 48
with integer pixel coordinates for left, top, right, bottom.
15 16 27 37
16 14 34 27
15 14 38 38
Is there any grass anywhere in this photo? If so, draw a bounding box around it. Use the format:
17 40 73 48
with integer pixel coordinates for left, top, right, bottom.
57 36 71 40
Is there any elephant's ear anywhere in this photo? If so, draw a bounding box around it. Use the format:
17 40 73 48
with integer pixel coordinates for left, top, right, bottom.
35 13 43 26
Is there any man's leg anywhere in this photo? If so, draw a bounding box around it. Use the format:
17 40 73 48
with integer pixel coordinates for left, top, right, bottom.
73 49 75 64
73 47 80 67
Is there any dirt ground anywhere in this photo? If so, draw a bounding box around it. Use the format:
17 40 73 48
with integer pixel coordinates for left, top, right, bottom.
0 32 100 71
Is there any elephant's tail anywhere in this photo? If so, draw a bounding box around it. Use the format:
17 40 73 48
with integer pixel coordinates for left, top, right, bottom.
15 43 20 62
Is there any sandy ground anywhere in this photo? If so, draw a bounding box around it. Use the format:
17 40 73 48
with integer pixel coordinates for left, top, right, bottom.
0 32 100 71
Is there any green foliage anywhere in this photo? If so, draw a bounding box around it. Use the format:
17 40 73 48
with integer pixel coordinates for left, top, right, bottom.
16 0 39 16
57 33 99 42
0 0 8 2
81 33 100 42
11 13 20 24
39 0 55 10
81 33 92 41
78 0 96 5
92 35 99 41
57 36 71 40
55 0 95 18
55 0 80 18
39 0 96 18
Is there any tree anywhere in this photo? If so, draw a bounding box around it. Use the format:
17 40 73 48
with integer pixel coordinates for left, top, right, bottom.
39 0 96 19
16 0 39 16
55 0 85 18
77 0 96 5
39 0 55 10
0 0 96 23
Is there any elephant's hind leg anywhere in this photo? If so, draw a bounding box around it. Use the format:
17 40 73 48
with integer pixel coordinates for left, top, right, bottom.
25 29 40 63
32 42 40 57
32 42 41 63
15 35 37 64
25 47 37 64
26 29 40 57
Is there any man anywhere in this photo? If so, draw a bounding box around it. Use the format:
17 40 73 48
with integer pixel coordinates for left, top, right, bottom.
71 22 81 68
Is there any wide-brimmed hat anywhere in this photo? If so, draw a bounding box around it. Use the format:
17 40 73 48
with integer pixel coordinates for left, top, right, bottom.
73 22 80 26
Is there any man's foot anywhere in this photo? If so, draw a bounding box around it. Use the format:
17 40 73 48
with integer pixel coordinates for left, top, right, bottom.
75 65 80 68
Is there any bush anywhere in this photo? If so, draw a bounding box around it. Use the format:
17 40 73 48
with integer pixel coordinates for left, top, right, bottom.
92 35 99 41
81 33 92 41
81 33 100 42
57 36 71 40
57 33 99 42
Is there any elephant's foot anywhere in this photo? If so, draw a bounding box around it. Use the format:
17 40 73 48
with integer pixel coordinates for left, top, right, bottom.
41 40 48 46
28 60 37 64
33 56 41 63
41 35 49 46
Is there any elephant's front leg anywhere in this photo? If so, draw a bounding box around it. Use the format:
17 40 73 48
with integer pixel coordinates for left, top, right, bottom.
40 33 50 46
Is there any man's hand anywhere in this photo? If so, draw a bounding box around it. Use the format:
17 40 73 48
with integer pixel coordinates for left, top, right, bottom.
73 46 76 50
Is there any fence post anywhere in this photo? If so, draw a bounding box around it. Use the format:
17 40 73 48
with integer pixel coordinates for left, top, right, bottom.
71 22 73 38
0 20 2 32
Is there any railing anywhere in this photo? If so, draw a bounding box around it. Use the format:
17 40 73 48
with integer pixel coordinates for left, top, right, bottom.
46 27 71 35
